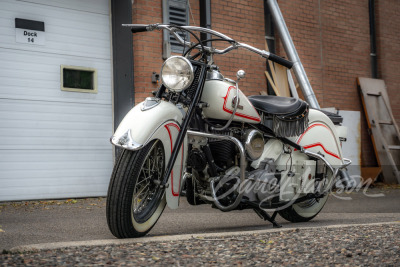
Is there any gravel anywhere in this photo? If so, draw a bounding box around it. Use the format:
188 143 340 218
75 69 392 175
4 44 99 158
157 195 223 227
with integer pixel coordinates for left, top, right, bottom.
1 223 399 266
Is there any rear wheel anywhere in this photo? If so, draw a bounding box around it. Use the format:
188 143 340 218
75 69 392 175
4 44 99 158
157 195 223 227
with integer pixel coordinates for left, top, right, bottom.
278 170 333 222
106 140 166 238
278 194 328 222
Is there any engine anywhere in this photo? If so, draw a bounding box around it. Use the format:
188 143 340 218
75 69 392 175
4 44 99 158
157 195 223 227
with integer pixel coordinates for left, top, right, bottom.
241 159 281 204
186 126 283 205
187 128 265 178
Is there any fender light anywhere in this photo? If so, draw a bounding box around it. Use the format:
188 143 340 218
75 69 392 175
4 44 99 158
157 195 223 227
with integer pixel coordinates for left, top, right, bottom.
110 129 143 151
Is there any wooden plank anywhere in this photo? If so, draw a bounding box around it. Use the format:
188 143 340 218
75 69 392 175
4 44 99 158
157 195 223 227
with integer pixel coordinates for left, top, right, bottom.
361 167 382 184
274 64 290 97
265 71 280 96
268 61 278 89
357 77 400 184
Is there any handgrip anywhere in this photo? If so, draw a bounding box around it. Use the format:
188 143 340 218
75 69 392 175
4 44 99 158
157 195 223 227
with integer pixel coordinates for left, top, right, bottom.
131 25 148 33
268 53 294 69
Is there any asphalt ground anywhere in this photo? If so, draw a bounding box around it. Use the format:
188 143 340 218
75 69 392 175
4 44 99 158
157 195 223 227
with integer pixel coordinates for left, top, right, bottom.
1 223 399 266
0 186 399 253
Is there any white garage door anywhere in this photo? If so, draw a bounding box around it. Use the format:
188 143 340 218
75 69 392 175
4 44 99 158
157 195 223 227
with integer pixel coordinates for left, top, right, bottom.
0 0 113 201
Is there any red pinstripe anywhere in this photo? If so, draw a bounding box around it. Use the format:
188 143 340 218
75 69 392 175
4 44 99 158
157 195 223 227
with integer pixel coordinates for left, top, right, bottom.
222 86 261 122
164 123 183 197
296 123 340 160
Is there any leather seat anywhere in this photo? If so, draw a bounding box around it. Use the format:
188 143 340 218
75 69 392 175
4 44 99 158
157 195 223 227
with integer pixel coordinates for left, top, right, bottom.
248 95 308 117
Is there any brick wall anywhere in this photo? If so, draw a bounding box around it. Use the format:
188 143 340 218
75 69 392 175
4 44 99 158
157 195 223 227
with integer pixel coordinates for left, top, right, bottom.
132 0 164 103
210 0 267 96
276 0 399 166
131 0 399 167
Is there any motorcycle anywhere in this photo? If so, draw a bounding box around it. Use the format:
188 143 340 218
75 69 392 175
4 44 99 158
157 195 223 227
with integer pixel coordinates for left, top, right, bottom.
106 23 351 238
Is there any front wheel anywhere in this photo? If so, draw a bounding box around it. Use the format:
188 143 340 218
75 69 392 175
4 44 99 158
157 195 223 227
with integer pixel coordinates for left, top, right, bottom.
106 140 166 238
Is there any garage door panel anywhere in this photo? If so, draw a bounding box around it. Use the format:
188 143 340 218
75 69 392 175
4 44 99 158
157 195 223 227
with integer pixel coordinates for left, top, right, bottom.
0 85 112 105
0 99 112 150
0 35 111 58
0 149 112 201
0 0 114 201
0 157 112 171
0 149 112 163
1 169 110 180
0 119 112 132
0 49 112 103
0 99 112 116
0 184 110 202
2 0 110 32
0 137 110 150
1 0 111 59
0 100 112 123
0 57 112 75
0 50 112 72
15 0 109 15
1 128 110 139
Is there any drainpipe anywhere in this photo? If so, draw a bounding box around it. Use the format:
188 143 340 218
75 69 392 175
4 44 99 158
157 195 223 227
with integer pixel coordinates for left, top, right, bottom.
266 0 320 109
264 3 275 54
199 0 211 47
369 0 378 78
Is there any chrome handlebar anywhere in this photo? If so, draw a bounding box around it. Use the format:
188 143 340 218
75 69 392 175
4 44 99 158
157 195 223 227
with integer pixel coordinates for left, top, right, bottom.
123 23 293 68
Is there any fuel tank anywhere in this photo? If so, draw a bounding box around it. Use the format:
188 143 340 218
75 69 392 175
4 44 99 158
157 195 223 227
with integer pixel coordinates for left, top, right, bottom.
201 80 261 124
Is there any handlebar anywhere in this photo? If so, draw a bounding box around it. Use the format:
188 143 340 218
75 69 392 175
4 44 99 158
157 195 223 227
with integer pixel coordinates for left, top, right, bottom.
267 53 293 69
130 24 149 33
122 23 294 69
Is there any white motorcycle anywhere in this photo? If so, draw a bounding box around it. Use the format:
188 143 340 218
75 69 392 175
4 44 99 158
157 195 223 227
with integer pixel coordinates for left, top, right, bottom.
106 24 351 238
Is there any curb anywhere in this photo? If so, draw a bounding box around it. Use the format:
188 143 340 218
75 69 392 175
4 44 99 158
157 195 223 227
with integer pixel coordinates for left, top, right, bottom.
10 221 400 253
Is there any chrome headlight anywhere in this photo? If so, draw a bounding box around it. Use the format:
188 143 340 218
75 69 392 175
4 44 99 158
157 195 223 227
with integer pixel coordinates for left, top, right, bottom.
161 56 194 92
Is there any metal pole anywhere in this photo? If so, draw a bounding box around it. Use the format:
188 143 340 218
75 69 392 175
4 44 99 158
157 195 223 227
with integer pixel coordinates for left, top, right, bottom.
369 0 378 78
200 0 211 45
266 0 320 109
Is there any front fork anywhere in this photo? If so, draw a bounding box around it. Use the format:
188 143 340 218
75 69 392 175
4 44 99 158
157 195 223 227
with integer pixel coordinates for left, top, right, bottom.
158 63 207 190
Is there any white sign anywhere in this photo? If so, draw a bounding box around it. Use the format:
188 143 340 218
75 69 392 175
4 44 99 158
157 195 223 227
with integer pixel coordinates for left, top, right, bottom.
16 28 45 45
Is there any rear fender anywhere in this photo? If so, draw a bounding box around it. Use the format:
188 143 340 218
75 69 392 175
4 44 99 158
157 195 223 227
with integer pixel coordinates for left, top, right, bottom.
111 99 187 209
292 109 344 166
277 109 345 201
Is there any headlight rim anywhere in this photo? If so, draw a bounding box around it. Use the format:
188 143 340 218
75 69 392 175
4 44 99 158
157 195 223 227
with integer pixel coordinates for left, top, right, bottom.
160 56 194 92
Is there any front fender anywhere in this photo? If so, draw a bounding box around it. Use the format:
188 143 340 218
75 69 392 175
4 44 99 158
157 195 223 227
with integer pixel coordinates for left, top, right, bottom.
111 100 184 150
111 99 187 209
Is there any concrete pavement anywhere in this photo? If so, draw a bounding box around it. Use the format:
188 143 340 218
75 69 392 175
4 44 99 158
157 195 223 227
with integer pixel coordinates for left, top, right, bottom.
0 186 399 252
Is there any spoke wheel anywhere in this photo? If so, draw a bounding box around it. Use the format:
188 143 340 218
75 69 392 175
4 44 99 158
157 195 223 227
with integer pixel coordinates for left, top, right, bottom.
106 140 166 238
132 141 165 224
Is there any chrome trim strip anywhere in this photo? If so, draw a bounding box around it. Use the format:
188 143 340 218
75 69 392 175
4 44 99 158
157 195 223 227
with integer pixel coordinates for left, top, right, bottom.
110 129 143 151
111 119 183 151
304 150 352 194
141 97 161 111
206 70 224 81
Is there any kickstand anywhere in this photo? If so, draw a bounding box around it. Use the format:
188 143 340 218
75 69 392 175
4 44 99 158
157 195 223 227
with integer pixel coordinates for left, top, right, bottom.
253 208 282 228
